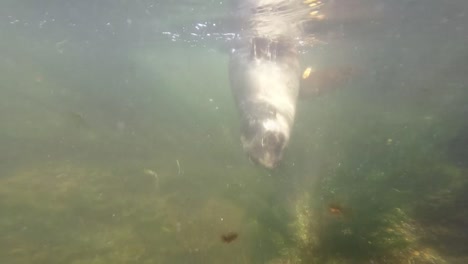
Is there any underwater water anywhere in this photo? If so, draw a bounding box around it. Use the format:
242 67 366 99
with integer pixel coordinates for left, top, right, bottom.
1 0 467 263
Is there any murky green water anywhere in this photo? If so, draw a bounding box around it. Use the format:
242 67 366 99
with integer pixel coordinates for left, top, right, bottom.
1 1 467 263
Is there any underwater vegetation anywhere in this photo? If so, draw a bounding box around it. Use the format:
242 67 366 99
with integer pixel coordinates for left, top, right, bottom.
2 56 468 264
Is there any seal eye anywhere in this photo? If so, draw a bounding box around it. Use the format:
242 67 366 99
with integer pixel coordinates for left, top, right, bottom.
268 109 277 118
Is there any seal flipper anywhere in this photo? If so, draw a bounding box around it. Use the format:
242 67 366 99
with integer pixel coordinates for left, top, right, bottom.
299 65 359 98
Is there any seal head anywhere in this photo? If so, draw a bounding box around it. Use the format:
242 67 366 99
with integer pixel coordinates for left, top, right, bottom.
240 101 290 169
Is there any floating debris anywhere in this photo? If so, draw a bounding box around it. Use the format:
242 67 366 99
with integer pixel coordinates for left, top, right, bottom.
221 232 238 243
302 67 313 79
143 169 159 189
143 169 157 176
328 203 353 218
176 159 181 175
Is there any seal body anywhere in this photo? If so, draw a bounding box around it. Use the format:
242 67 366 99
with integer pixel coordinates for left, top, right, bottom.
229 0 306 169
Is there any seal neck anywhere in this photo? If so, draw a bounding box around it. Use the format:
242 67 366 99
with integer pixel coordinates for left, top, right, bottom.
250 37 295 61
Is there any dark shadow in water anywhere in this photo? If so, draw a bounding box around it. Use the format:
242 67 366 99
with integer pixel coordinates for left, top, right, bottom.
447 124 468 167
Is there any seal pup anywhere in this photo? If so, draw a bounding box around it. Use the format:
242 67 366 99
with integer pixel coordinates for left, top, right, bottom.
229 0 313 169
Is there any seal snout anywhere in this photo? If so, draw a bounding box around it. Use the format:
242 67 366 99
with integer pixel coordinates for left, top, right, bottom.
244 129 287 170
261 131 285 154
